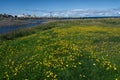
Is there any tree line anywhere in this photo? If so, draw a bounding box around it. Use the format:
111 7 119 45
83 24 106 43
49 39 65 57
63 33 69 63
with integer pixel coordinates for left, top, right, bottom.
0 14 17 20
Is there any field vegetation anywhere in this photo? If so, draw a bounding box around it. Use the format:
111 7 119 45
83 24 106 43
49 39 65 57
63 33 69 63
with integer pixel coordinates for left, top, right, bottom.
0 18 120 80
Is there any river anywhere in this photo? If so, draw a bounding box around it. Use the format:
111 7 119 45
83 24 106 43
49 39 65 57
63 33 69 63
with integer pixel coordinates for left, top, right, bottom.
0 20 47 34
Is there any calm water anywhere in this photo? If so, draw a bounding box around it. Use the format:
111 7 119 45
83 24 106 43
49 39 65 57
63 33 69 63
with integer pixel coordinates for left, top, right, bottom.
0 20 46 34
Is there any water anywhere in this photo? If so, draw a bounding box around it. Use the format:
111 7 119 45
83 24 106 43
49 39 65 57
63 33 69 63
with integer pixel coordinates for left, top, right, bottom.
0 20 46 34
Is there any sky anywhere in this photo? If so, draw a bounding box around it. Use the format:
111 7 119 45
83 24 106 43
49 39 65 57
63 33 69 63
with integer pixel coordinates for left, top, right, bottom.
0 0 120 17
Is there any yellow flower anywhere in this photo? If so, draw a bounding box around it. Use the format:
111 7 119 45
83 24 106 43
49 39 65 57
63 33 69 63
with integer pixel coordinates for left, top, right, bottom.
78 62 82 65
114 67 117 71
115 78 118 80
66 64 68 67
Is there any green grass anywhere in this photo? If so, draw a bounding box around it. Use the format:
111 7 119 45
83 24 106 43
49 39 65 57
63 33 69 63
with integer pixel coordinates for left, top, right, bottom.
0 18 120 80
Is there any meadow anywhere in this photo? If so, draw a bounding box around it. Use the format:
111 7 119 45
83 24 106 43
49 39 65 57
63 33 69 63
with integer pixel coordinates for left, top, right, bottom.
0 18 120 80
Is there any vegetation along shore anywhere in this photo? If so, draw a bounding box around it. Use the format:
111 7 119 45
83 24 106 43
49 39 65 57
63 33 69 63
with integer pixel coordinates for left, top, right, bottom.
0 18 120 80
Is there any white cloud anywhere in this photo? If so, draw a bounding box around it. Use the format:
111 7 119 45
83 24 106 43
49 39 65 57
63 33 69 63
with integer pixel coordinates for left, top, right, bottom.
19 8 120 17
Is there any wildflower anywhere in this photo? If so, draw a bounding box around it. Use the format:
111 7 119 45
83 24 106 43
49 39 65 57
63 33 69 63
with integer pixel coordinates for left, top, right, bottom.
114 67 117 71
115 78 118 80
93 63 96 66
78 62 82 65
66 64 68 67
53 74 57 79
73 65 77 68
14 72 17 76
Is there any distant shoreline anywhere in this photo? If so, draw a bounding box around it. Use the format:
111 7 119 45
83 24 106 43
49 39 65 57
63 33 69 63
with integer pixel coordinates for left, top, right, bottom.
0 16 120 28
0 20 35 28
0 19 56 28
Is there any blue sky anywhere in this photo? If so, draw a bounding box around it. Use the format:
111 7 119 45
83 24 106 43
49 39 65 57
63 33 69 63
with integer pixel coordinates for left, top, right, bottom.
0 0 120 17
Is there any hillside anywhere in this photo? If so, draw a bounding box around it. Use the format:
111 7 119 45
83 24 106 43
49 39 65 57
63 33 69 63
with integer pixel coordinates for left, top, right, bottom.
0 19 120 80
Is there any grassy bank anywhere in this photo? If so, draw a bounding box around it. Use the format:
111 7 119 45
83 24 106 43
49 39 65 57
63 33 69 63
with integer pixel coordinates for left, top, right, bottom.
0 21 56 41
0 18 120 80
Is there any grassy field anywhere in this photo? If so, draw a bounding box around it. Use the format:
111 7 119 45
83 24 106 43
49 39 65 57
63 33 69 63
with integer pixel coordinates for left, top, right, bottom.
0 18 120 80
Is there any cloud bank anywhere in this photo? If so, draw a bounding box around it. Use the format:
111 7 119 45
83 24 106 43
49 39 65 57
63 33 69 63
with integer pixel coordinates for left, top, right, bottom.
42 8 120 17
19 8 120 17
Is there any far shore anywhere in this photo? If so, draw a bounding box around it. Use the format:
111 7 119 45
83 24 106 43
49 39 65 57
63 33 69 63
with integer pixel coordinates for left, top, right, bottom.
0 19 37 27
0 19 58 28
